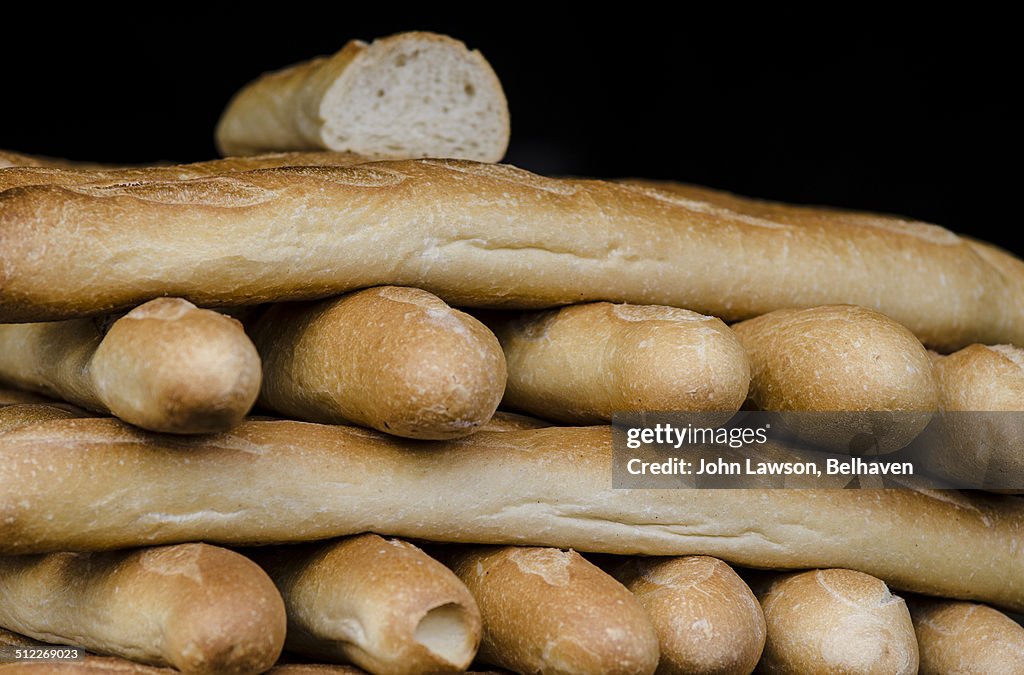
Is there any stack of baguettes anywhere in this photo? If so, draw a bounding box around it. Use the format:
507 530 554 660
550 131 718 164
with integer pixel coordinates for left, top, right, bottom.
1 31 1023 675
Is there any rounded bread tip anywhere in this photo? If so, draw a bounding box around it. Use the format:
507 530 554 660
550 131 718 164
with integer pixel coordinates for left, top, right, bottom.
757 569 918 675
615 555 765 675
448 547 659 675
92 299 261 434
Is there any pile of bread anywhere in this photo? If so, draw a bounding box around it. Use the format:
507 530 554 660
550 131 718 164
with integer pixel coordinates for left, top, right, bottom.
1 31 1022 675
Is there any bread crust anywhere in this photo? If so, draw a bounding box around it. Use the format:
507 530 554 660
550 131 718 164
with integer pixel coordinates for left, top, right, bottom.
250 287 506 439
249 534 481 674
0 150 114 170
0 544 286 674
0 159 1016 350
908 597 1024 674
929 344 1024 492
1 414 1022 611
733 304 939 452
0 151 365 192
0 298 261 433
613 556 765 675
489 302 749 424
447 546 659 674
754 569 919 674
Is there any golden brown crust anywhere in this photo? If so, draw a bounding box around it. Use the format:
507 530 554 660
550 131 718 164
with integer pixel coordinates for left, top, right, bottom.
0 150 115 170
0 160 1019 350
0 414 1021 610
479 411 551 431
937 343 1024 411
613 556 765 675
0 403 87 433
908 597 1024 674
0 298 261 433
734 305 937 412
489 303 749 424
733 304 939 452
250 287 506 439
927 344 1024 492
754 569 918 674
448 546 659 675
0 151 365 192
0 629 382 672
0 544 285 674
249 534 481 674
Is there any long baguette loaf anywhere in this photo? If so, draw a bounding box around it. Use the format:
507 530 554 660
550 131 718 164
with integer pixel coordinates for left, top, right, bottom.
752 569 918 674
0 544 286 674
907 596 1024 673
250 287 506 439
611 556 765 675
0 151 365 192
1 159 1017 349
2 413 1023 610
446 546 659 675
215 32 509 161
486 303 749 424
247 534 482 674
0 298 260 433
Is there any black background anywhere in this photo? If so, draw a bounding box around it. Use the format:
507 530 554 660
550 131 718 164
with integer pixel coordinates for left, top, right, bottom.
3 12 1019 253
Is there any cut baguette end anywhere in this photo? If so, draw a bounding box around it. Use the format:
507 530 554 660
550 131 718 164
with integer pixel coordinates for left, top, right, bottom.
318 32 509 162
413 602 478 669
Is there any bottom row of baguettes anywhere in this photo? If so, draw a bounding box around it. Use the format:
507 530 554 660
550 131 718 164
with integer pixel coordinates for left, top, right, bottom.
1 536 1021 675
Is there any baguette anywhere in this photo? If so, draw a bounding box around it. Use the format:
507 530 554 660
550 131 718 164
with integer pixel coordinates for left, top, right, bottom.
928 344 1024 491
2 414 1023 610
0 403 86 433
0 151 365 192
1 627 170 672
752 569 918 674
0 159 1016 351
446 546 659 675
0 386 57 406
0 630 375 673
641 179 1024 305
247 534 481 674
0 387 84 413
215 32 509 161
0 544 286 674
907 596 1024 674
0 150 111 169
487 303 749 424
732 304 938 452
612 556 764 675
250 287 505 439
479 411 551 432
0 298 260 433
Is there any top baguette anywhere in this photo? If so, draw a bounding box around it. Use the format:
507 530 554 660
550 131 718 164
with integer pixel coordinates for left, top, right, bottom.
1 158 1021 349
0 150 365 192
0 149 114 169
